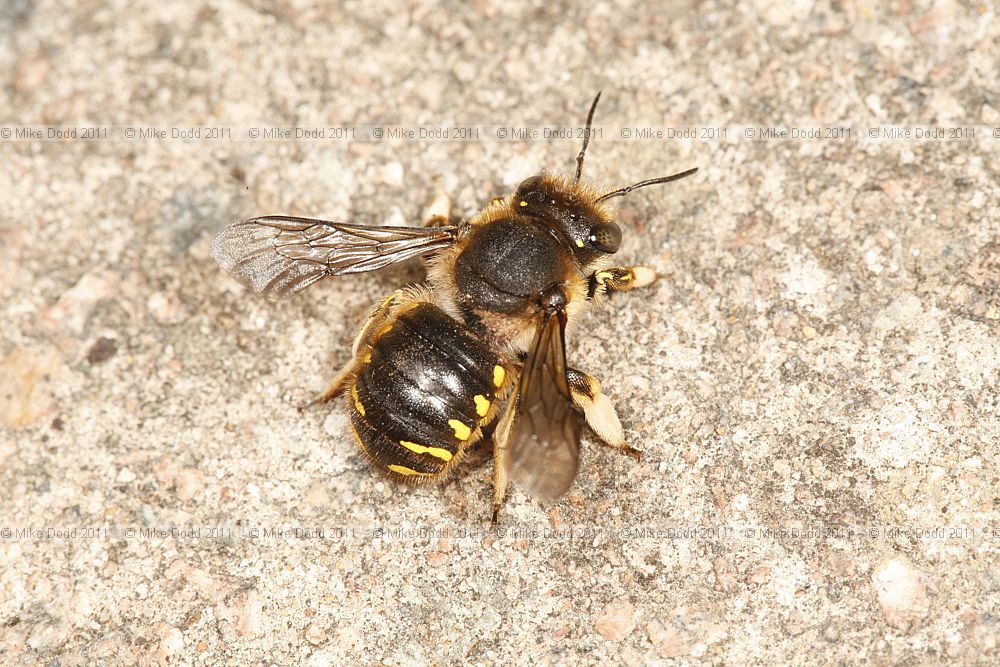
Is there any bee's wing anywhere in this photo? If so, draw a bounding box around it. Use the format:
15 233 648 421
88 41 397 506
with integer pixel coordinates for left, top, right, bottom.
211 215 458 300
504 308 582 499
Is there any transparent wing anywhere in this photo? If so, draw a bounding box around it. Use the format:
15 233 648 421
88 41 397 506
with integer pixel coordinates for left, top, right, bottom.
504 309 582 499
210 215 457 300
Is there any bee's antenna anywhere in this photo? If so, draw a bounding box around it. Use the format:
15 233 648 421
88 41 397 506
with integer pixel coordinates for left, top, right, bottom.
574 92 602 183
595 167 698 202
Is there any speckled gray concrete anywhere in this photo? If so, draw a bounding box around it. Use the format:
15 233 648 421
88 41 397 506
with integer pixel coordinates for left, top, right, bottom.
2 1 999 665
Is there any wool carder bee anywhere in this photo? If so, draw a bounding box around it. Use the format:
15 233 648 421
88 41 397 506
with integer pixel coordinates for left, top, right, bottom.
212 94 697 521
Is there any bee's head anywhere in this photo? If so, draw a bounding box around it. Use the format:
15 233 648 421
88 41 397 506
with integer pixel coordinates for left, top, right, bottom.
514 174 622 261
508 93 698 267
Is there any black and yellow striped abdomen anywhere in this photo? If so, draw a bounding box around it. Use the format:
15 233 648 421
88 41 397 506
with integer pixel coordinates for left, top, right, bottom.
349 301 507 481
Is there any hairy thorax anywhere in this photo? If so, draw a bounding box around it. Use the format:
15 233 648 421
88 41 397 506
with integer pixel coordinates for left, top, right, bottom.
427 211 596 355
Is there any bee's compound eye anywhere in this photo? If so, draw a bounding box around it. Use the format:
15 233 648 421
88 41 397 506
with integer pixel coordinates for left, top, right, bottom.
588 222 622 253
515 175 545 197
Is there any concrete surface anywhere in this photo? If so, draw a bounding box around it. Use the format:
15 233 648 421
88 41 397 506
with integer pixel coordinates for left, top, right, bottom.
2 0 999 664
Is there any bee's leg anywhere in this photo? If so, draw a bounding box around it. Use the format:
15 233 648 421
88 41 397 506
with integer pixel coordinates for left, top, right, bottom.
297 292 399 411
586 266 658 300
489 396 519 524
297 362 356 411
566 368 641 461
421 178 451 228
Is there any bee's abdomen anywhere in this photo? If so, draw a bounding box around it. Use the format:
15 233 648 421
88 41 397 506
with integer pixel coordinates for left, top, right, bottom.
349 302 505 480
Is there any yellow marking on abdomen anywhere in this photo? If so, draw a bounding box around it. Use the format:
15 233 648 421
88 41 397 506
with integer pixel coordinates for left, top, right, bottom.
400 440 453 462
388 464 434 477
493 365 506 388
351 385 365 416
474 395 490 417
448 419 471 441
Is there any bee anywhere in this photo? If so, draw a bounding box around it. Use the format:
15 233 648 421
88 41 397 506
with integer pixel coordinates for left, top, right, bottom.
211 94 697 522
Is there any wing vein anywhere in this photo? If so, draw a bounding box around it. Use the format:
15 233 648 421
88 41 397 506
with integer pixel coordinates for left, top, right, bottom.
211 216 456 300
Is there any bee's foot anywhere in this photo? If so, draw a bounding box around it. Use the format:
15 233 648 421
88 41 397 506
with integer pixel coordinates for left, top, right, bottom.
623 446 642 462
